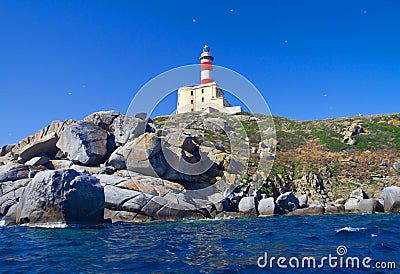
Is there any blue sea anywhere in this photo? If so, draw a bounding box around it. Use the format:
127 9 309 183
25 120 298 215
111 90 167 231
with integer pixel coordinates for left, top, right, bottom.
0 214 399 273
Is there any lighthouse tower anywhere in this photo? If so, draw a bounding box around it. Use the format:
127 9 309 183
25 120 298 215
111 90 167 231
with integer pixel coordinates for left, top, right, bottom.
200 45 214 84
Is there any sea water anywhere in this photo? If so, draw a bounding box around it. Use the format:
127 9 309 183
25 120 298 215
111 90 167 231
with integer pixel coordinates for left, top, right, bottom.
0 214 399 273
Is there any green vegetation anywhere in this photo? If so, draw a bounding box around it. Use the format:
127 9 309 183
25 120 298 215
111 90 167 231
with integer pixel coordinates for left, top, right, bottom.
240 120 261 146
294 160 303 179
273 114 400 152
330 163 341 176
152 115 169 125
154 113 400 153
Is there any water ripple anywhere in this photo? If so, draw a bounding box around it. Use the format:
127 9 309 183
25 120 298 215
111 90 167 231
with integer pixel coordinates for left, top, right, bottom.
0 213 399 273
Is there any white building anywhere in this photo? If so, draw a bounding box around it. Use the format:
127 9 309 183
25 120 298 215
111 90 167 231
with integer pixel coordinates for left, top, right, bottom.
176 45 242 114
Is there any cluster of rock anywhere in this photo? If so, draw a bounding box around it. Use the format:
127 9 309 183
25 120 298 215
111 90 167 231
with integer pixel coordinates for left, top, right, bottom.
0 110 249 226
233 185 400 217
342 121 367 145
1 110 400 227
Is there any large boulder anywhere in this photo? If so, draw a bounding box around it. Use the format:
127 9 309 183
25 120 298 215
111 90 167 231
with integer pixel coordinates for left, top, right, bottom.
16 120 76 158
344 188 368 212
343 123 365 137
16 169 105 225
380 186 400 212
258 197 275 216
104 185 148 211
84 110 120 132
110 133 167 177
238 196 257 215
0 163 30 182
18 133 59 163
57 121 109 166
358 199 384 214
110 115 147 146
276 192 300 214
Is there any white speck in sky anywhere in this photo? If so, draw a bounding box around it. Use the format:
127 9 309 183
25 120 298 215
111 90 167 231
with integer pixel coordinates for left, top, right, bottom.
68 92 72 95
82 85 86 88
363 10 367 14
192 19 196 23
284 40 288 44
230 8 234 12
323 94 328 97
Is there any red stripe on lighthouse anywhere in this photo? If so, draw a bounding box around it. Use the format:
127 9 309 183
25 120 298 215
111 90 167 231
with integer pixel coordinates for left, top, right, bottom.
201 63 212 71
201 79 213 84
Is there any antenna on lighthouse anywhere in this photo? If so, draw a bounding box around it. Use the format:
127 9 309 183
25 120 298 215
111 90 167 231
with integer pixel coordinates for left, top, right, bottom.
199 45 214 84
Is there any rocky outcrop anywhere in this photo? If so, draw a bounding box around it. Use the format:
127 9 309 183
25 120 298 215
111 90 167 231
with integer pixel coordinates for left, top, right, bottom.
57 121 109 166
342 122 366 145
112 133 167 177
0 179 31 225
103 185 205 221
0 144 16 157
380 186 400 212
4 110 400 225
16 169 105 226
344 188 368 212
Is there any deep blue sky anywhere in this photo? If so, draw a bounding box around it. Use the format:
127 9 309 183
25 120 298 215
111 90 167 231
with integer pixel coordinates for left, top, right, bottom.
1 1 399 146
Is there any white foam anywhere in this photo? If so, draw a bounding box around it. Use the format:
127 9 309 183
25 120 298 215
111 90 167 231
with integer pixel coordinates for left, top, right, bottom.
335 227 367 233
24 222 67 229
0 220 5 227
371 234 378 238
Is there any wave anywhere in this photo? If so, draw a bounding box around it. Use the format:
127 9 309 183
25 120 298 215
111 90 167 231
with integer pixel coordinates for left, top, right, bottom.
0 220 5 227
335 226 380 239
335 227 367 233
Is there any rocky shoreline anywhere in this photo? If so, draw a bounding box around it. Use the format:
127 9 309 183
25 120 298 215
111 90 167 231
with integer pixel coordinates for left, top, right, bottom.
1 110 400 227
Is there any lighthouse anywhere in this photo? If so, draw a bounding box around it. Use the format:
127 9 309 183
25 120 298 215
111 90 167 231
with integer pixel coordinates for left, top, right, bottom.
176 45 242 114
200 45 214 84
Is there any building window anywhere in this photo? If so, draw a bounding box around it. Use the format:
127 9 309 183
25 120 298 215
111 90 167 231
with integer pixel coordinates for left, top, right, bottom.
202 97 204 103
191 100 193 104
201 89 204 94
190 91 193 96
